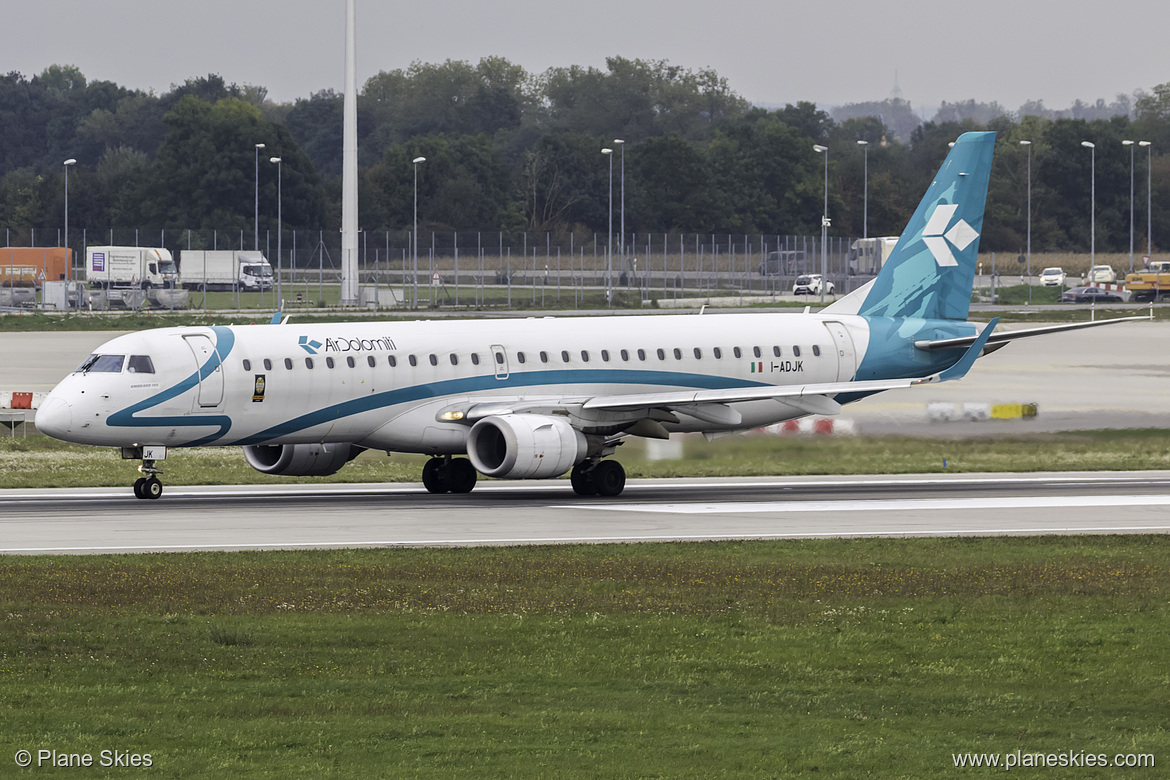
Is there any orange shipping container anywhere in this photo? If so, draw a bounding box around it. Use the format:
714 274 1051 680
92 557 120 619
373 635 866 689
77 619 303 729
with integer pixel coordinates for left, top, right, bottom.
0 247 72 286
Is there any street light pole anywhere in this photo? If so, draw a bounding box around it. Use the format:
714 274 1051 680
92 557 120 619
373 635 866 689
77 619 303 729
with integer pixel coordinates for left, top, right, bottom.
602 147 613 307
856 140 868 239
1020 140 1031 305
254 143 265 251
269 156 282 307
614 139 625 272
1140 141 1152 262
1082 141 1095 268
413 156 426 310
813 144 829 304
63 158 76 279
1124 140 1135 273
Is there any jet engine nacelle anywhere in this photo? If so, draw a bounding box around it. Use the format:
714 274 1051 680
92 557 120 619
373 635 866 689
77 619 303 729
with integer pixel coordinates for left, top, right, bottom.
242 443 361 477
467 414 588 479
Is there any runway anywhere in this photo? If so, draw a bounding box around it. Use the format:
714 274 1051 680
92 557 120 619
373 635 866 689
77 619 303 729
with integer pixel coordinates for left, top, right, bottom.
3 472 1170 554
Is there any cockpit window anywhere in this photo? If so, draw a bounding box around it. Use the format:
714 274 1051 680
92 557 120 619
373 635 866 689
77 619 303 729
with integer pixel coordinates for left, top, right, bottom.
77 354 125 373
127 355 155 374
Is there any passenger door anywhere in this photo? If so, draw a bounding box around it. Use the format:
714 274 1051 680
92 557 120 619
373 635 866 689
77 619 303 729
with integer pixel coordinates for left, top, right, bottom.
183 334 225 409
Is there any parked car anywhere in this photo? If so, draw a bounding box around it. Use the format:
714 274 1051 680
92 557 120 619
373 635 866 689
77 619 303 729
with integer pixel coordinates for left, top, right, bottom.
1058 286 1125 303
758 250 806 276
1087 264 1117 283
1039 267 1067 287
793 274 835 296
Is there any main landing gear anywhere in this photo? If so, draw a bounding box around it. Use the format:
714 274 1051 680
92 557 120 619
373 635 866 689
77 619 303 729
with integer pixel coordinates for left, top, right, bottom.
570 459 626 497
422 456 478 494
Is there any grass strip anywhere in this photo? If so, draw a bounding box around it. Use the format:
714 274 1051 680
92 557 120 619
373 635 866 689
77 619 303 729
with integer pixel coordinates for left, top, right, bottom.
5 428 1170 489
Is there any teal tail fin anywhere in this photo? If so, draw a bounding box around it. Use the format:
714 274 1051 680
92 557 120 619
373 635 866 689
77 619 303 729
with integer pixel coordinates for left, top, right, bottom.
858 131 995 321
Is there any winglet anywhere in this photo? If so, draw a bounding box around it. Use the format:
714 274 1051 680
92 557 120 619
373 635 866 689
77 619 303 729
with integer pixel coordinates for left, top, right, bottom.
935 317 998 382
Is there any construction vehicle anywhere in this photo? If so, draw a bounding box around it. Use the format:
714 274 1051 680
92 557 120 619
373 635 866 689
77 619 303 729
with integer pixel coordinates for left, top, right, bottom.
1124 260 1170 302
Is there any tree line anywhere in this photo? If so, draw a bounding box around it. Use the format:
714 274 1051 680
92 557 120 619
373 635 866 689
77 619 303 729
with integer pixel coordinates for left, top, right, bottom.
3 60 1170 254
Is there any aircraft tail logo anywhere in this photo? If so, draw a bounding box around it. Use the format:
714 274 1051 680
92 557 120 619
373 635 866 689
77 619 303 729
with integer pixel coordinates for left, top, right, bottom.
858 131 995 321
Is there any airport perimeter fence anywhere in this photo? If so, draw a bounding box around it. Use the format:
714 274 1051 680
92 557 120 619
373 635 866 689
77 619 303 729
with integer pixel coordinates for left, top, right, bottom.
4 227 871 310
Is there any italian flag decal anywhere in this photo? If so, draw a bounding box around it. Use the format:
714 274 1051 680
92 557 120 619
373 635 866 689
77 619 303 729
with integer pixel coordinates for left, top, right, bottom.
750 361 763 373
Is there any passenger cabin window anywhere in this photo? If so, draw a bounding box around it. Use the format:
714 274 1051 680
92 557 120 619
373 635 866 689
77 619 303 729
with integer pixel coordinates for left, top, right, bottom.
753 347 762 358
516 352 526 364
450 354 459 366
471 353 480 366
793 346 802 357
620 349 629 361
540 351 549 363
428 354 438 366
812 345 821 357
367 356 376 368
561 350 570 363
264 359 273 371
693 348 702 359
495 352 505 365
242 359 252 371
733 347 742 358
581 350 590 362
773 346 782 357
409 355 418 367
673 348 682 359
286 358 295 370
601 350 610 362
714 347 722 359
637 349 646 361
127 355 155 374
388 355 397 367
656 348 666 360
305 357 314 369
326 357 335 369
347 356 356 368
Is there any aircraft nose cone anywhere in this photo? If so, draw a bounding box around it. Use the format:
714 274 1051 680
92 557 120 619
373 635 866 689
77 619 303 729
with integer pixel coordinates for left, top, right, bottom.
35 396 72 439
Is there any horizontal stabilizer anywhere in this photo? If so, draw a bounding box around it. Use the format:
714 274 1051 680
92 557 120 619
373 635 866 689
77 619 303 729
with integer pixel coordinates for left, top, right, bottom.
914 315 1151 351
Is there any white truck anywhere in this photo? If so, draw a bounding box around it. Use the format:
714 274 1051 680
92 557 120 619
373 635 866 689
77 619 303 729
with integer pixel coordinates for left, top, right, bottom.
846 236 899 275
85 246 177 289
179 251 274 292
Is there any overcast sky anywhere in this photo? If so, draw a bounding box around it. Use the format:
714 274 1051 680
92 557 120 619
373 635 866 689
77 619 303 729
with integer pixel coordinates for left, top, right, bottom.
6 0 1168 114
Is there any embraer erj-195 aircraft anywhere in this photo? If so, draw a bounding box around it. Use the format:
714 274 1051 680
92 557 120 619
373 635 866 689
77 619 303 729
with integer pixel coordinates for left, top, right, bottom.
35 132 1137 499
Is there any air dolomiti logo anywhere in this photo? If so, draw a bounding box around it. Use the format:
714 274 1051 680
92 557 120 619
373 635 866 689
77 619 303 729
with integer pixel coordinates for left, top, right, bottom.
921 203 979 267
299 334 397 354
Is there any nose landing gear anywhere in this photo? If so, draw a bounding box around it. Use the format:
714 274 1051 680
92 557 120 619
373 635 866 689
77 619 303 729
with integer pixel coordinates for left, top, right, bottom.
133 473 163 500
122 446 166 500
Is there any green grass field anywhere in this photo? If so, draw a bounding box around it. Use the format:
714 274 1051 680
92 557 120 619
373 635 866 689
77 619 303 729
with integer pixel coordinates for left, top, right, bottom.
2 538 1167 777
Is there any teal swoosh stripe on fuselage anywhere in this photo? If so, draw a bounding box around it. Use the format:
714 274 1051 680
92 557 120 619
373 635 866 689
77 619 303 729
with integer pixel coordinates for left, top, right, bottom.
113 365 770 448
107 326 236 447
233 367 769 446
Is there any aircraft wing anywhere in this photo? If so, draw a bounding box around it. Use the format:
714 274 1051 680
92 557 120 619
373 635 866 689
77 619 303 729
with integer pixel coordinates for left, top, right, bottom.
915 315 1150 352
580 377 923 417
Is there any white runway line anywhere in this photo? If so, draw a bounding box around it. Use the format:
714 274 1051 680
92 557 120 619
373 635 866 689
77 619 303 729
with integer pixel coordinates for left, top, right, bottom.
559 494 1170 514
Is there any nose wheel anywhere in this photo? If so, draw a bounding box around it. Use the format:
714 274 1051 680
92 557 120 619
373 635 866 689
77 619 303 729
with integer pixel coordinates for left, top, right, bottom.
133 476 163 500
132 458 164 500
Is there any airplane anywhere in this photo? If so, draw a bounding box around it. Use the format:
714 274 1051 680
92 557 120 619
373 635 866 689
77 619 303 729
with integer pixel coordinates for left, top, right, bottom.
35 131 1144 499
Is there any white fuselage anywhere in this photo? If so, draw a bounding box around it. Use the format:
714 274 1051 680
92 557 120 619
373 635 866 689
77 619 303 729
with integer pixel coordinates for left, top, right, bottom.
36 312 873 453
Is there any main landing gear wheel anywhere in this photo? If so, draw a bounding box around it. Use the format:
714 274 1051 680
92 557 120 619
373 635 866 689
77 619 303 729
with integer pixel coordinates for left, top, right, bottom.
571 460 626 497
422 456 478 494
